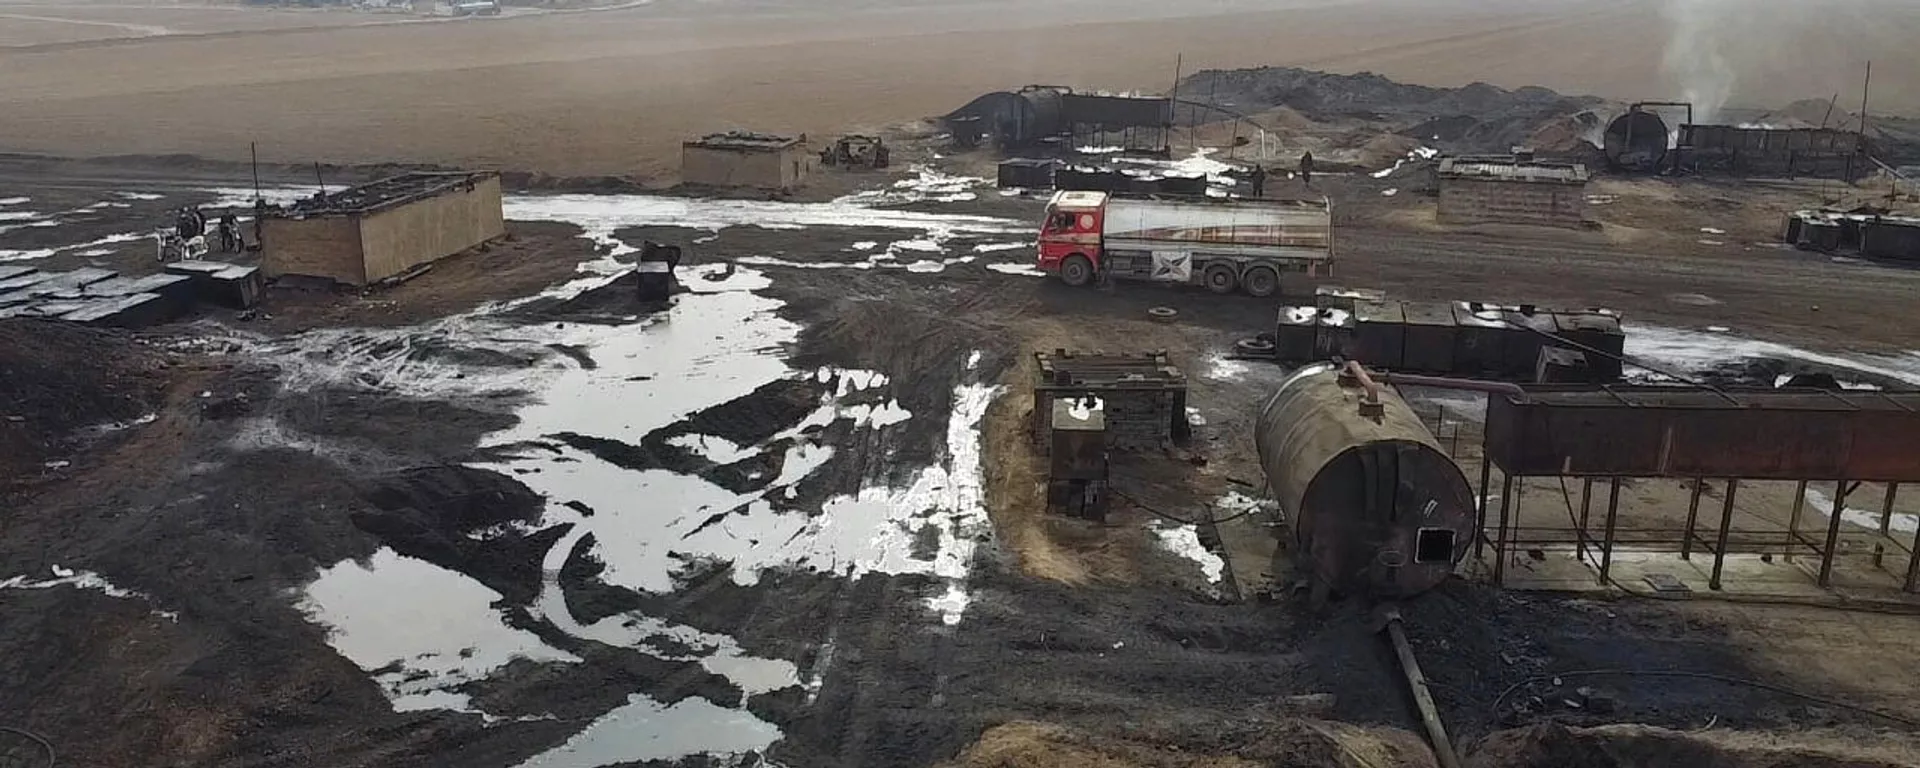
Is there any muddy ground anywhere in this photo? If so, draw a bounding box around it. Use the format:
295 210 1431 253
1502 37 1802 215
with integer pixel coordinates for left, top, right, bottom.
5 149 1920 768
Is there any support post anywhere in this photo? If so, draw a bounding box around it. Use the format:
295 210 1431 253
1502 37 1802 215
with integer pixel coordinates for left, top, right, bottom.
1577 478 1593 564
1709 479 1738 591
1787 479 1807 561
1681 478 1703 560
1475 460 1492 560
1906 521 1920 593
1881 483 1899 536
1818 479 1848 587
1494 473 1515 585
1599 478 1621 584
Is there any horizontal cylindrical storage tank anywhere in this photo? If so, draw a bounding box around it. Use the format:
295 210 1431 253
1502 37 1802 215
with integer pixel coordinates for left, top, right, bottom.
1604 111 1669 171
1255 364 1477 597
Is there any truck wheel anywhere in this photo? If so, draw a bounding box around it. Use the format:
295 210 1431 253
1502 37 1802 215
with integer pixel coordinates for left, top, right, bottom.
1061 255 1094 287
1203 264 1238 294
1242 265 1280 298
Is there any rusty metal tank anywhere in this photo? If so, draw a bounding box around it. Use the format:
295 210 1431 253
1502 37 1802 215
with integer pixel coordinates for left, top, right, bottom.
1603 110 1670 172
1255 363 1476 597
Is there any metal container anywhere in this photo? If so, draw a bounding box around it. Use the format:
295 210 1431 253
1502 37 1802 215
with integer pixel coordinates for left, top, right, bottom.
1451 302 1509 375
1501 308 1560 378
1255 364 1477 597
1276 306 1319 362
1400 301 1457 374
1048 397 1108 481
1603 110 1669 171
1551 311 1624 382
1313 307 1356 360
1862 219 1920 262
1352 299 1407 370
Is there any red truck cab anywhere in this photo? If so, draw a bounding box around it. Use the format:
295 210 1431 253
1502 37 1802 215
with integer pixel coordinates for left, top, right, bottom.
1036 191 1107 286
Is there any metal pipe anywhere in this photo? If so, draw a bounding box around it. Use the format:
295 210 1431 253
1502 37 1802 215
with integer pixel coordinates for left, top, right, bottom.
1341 360 1382 404
1681 478 1703 560
1600 478 1621 583
1376 372 1525 396
1710 479 1738 591
1819 480 1848 587
1380 609 1463 768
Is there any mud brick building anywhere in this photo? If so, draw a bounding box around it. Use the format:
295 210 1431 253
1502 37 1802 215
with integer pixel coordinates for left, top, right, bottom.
681 131 815 190
1436 155 1590 229
261 171 505 287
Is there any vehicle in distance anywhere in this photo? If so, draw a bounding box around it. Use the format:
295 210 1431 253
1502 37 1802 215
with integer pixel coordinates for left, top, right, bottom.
1035 190 1333 297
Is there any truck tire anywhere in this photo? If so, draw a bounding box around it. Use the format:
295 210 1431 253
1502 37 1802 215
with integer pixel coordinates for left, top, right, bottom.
1203 263 1238 294
1061 254 1094 287
1242 265 1280 298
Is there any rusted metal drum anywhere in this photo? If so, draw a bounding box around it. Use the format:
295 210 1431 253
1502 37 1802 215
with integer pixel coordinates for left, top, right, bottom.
1603 110 1670 172
1255 364 1476 597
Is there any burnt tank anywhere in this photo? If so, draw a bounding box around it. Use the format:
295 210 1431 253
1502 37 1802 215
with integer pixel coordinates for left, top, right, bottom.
1603 109 1670 172
1255 363 1476 597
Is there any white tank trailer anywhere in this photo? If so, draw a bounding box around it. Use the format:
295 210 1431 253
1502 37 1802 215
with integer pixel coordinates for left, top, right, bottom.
1255 363 1476 597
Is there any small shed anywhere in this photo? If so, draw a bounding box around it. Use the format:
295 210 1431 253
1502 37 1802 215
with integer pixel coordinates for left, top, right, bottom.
682 132 815 190
1436 155 1590 229
261 171 505 287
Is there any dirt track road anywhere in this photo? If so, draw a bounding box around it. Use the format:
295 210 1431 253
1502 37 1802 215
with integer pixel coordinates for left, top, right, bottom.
1 0 1917 176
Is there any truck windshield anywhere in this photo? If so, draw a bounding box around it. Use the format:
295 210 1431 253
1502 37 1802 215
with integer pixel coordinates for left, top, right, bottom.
1045 211 1074 233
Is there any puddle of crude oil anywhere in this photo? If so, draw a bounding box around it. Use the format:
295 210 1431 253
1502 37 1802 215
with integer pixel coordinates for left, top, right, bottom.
299 548 580 714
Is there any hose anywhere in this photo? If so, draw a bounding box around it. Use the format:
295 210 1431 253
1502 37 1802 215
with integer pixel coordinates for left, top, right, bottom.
1487 669 1920 729
1109 487 1264 527
0 726 55 768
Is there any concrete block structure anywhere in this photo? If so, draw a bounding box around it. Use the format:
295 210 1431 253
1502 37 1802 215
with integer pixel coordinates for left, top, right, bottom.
1436 156 1590 229
261 171 505 287
682 132 815 190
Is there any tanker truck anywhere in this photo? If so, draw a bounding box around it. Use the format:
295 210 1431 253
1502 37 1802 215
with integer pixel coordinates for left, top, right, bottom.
1034 190 1332 297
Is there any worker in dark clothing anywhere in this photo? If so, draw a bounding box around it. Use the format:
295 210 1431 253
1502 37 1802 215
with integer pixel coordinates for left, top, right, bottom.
217 214 241 253
1299 151 1315 187
1248 165 1267 198
175 208 197 241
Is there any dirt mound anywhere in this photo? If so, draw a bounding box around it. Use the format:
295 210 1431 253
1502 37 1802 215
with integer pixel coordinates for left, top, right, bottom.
941 719 1437 768
0 319 167 488
1182 67 1599 156
1467 723 1920 768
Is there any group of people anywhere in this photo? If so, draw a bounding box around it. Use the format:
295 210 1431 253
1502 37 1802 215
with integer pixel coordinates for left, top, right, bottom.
1241 151 1315 198
172 206 246 254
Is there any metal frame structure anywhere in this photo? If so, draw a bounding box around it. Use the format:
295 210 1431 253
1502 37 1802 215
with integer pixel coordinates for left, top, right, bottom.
1471 384 1920 593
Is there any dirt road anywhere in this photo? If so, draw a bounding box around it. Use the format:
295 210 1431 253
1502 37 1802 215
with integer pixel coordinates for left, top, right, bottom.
1 0 1917 176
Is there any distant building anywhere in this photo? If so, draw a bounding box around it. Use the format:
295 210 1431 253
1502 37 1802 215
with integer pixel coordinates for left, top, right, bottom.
261 171 505 287
681 132 814 190
1435 154 1590 230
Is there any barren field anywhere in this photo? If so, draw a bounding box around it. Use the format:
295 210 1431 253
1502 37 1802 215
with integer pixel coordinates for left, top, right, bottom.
1 0 1918 176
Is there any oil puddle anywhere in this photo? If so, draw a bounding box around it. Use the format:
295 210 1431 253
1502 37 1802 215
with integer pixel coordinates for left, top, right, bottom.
299 548 580 715
512 694 779 768
1624 324 1920 387
0 565 178 621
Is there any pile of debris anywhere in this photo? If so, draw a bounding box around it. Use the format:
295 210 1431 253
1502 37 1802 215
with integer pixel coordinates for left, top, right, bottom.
1177 67 1601 157
0 260 260 327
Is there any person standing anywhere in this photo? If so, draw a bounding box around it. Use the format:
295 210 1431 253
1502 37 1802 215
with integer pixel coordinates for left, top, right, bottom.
1299 151 1315 188
218 214 241 253
1249 164 1267 198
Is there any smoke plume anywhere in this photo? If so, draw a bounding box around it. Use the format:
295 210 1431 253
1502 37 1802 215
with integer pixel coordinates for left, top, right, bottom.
1660 0 1737 123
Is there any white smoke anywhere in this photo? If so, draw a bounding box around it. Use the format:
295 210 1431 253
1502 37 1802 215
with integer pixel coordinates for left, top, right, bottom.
1660 0 1737 123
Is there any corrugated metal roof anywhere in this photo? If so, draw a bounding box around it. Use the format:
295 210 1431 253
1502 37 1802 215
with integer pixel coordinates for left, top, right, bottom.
685 131 802 151
1439 157 1589 184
